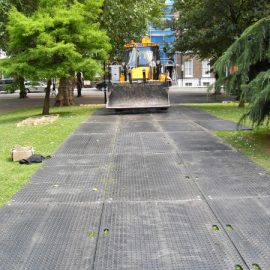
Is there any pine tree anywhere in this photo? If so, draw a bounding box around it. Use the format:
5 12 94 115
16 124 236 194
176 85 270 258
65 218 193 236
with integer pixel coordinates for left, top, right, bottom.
214 16 270 126
174 0 270 62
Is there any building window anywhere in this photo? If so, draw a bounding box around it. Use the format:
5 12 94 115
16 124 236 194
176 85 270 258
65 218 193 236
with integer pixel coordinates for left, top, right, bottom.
185 82 192 86
203 82 210 86
202 60 211 77
184 60 193 77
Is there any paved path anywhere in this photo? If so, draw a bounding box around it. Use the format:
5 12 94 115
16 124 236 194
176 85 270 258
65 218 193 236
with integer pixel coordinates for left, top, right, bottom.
0 106 269 270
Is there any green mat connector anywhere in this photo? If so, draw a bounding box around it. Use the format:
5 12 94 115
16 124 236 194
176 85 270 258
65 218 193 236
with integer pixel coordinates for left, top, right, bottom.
252 263 261 270
103 228 110 237
88 230 96 239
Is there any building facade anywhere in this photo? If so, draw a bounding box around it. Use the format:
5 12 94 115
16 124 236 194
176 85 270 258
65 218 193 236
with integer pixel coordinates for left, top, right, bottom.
148 0 215 87
175 54 216 87
148 0 175 65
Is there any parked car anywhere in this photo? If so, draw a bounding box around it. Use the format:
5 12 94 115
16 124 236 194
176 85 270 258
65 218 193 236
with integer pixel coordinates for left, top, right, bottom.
24 81 47 93
0 78 15 92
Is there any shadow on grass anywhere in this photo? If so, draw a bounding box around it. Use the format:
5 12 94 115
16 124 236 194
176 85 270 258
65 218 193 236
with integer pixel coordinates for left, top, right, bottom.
5 157 13 163
0 112 42 125
0 107 95 126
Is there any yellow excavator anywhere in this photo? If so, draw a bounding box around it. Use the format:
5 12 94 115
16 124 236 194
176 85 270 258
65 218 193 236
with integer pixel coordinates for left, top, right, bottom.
106 37 170 109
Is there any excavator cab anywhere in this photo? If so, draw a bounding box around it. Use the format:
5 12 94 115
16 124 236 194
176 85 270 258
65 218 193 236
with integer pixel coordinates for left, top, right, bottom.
106 37 170 110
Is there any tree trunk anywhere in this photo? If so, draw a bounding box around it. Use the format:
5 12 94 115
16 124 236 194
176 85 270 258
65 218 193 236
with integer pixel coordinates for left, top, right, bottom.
238 99 245 108
235 75 245 108
42 79 52 115
54 76 76 106
18 77 27 99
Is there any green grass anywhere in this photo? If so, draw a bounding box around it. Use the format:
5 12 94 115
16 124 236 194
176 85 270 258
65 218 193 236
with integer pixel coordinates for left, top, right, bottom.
189 103 270 173
0 105 98 207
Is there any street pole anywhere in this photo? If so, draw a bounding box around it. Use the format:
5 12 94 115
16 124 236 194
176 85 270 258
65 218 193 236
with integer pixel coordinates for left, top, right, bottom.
103 61 107 104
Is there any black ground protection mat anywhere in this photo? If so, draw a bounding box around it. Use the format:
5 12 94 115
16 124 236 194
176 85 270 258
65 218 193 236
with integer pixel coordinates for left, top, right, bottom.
44 153 112 168
120 113 154 122
0 105 265 269
120 121 159 133
140 132 176 153
91 108 117 116
171 106 204 113
107 153 200 201
157 120 204 132
114 133 144 154
10 176 106 204
167 131 232 152
85 114 120 123
114 132 176 154
30 165 108 184
209 198 270 269
151 112 189 121
0 203 102 270
184 113 219 121
11 165 109 203
182 151 266 178
170 106 250 131
195 120 251 131
74 122 118 134
93 201 246 270
196 174 270 199
56 134 115 155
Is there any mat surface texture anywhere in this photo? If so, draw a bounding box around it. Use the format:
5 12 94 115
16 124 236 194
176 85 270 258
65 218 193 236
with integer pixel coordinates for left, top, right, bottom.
0 106 268 270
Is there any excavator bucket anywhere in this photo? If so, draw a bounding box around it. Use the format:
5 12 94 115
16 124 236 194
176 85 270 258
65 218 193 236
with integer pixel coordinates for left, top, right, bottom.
106 83 170 109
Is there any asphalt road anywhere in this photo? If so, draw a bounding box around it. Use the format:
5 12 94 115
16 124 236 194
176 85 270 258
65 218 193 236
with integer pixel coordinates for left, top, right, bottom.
0 86 236 114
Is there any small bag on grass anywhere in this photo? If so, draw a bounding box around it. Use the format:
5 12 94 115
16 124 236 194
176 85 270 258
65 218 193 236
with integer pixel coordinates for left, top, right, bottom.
19 154 51 165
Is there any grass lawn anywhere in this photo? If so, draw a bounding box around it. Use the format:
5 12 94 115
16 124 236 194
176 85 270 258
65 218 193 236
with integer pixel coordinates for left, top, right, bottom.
0 105 98 207
189 103 270 173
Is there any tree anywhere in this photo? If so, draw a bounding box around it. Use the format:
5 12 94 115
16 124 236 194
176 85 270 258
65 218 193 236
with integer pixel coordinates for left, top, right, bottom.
173 0 270 62
0 0 37 51
1 0 110 114
0 0 38 98
101 0 165 58
214 16 270 126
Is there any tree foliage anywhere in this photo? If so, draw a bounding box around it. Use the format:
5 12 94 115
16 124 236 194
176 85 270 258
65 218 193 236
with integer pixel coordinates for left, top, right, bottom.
173 0 270 61
1 0 110 113
0 0 165 111
3 0 110 78
0 0 37 50
214 16 270 126
101 0 165 57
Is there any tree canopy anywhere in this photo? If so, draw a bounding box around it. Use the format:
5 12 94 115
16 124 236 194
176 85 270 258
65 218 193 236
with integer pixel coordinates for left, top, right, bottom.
0 0 37 51
214 16 270 126
101 0 165 57
173 0 270 61
1 0 111 113
1 0 166 71
1 0 110 80
0 0 165 112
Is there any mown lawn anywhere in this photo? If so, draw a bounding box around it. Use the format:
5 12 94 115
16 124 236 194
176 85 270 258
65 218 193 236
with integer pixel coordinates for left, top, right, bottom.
189 103 270 173
0 105 98 207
